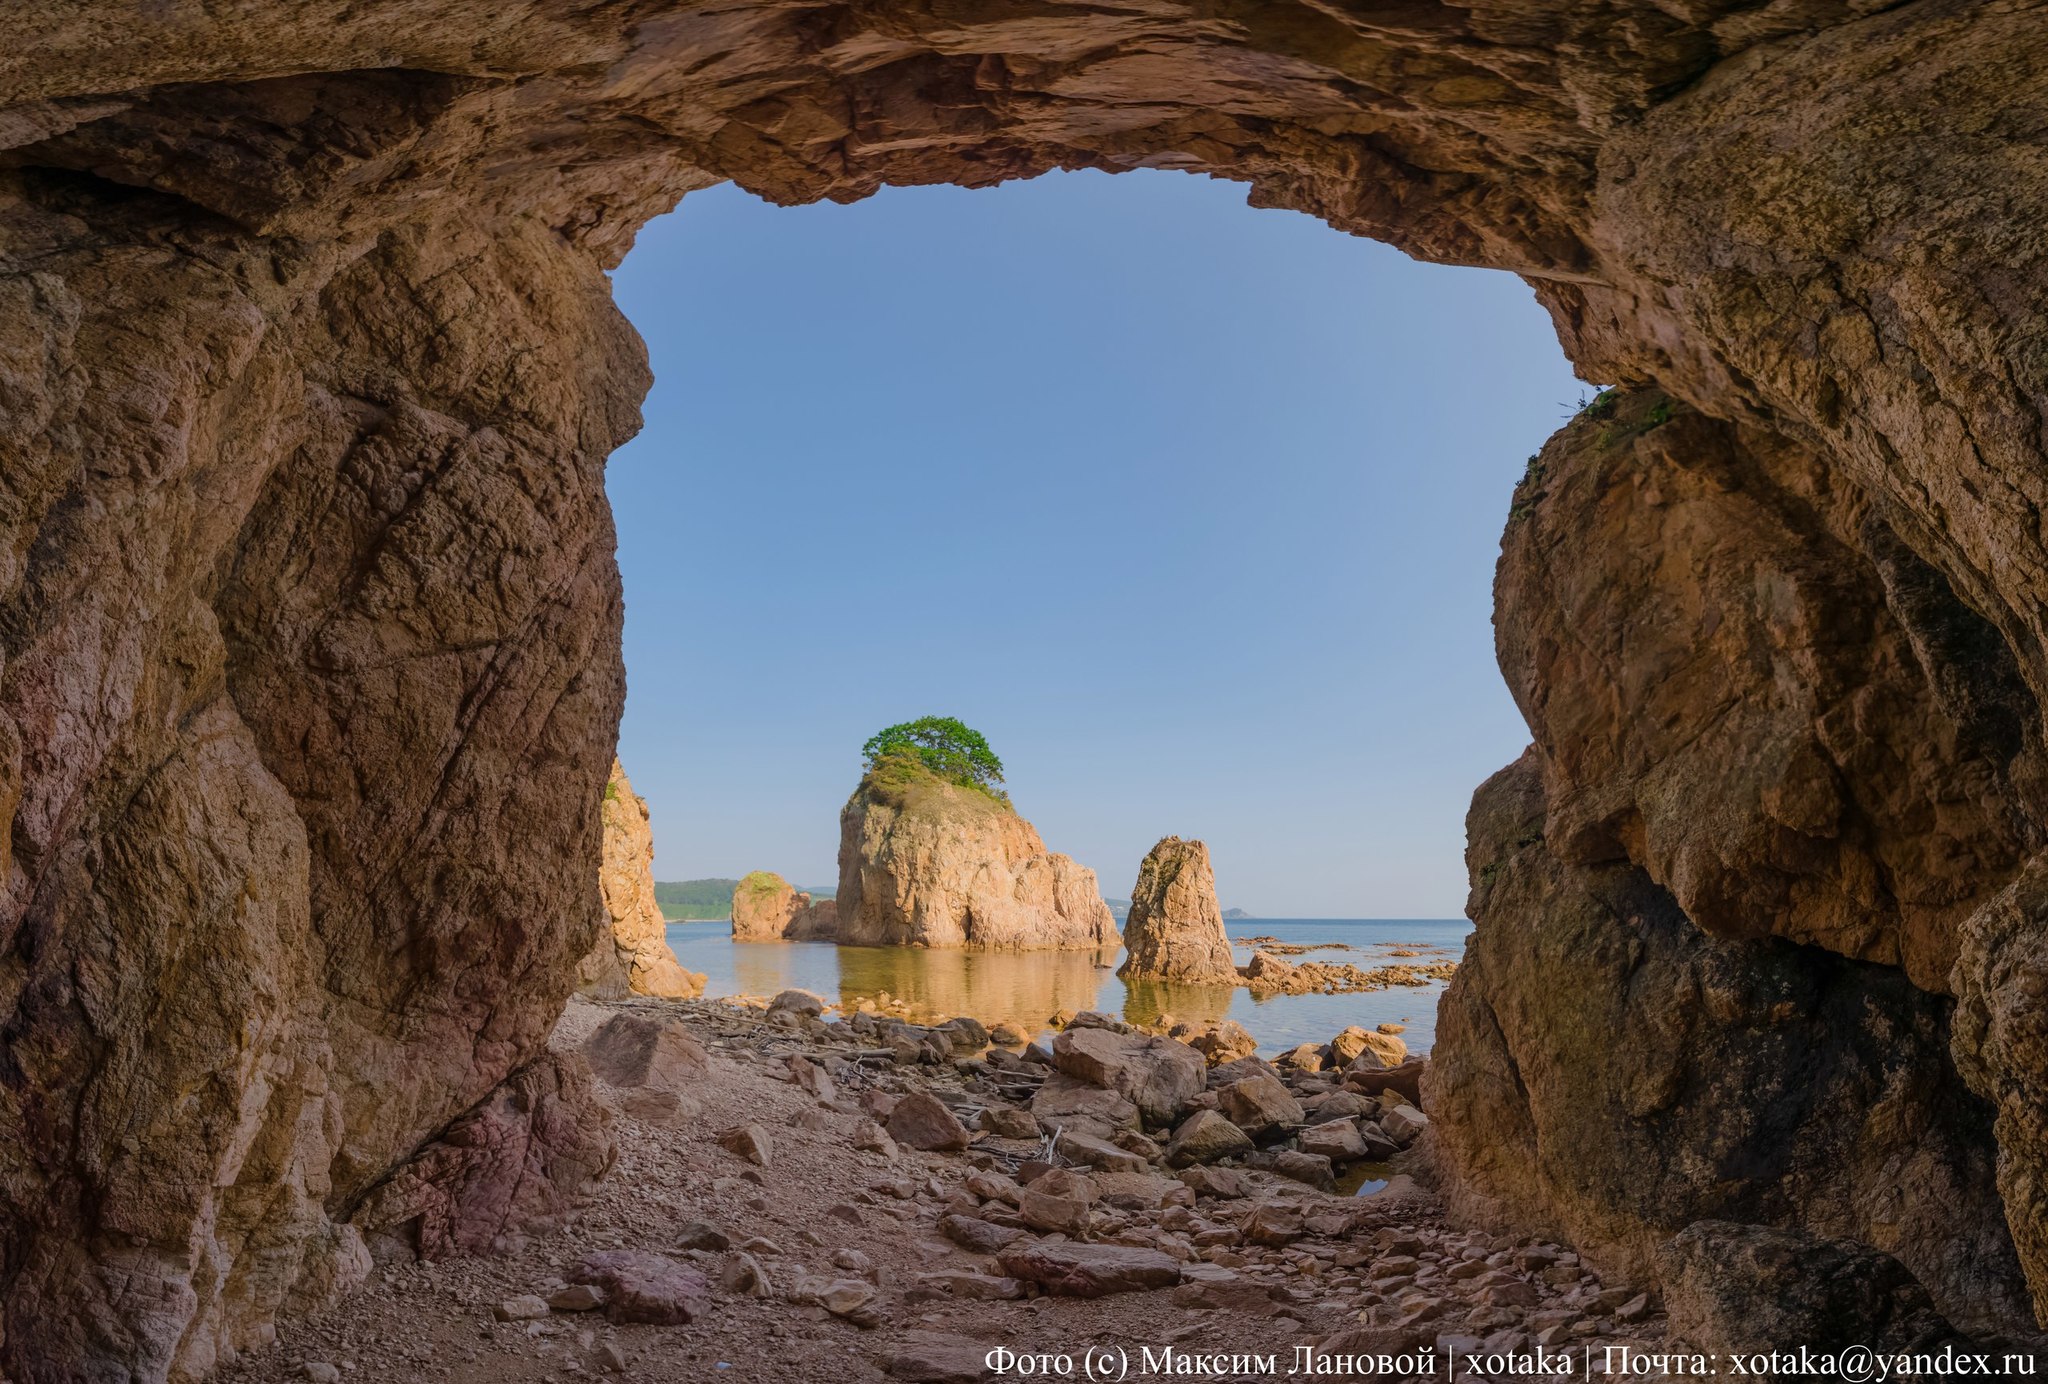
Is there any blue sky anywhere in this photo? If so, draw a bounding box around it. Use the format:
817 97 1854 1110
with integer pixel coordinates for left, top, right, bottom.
606 170 1584 917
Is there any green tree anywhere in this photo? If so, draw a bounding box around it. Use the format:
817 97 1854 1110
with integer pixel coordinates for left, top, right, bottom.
862 716 1007 801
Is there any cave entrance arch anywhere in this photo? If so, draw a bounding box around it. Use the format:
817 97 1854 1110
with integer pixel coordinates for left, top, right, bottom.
5 6 2048 1378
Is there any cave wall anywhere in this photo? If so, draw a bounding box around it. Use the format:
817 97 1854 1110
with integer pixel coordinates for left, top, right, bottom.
3 1 2047 1376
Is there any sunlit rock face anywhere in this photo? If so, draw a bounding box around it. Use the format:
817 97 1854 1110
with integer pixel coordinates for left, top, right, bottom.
3 1 2048 1375
1118 837 1237 987
578 760 703 998
836 761 1118 952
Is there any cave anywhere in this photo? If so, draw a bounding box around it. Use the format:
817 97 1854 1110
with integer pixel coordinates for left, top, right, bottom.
4 2 2048 1377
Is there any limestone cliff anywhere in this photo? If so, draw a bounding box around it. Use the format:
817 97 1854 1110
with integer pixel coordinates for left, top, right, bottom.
578 761 703 1000
1117 837 1237 986
836 759 1118 951
6 3 2048 1376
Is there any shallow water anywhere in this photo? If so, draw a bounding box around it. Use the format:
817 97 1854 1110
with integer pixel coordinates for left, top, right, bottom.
665 918 1470 1054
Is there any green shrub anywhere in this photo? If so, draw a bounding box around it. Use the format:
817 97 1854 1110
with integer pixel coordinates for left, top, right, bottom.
861 716 1008 803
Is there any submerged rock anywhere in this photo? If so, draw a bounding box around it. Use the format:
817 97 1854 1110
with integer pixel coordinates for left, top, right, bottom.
1118 836 1238 985
836 757 1119 950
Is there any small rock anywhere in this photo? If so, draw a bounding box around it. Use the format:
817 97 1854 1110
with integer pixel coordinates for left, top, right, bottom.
568 1250 710 1325
547 1284 605 1311
492 1295 550 1321
302 1365 341 1384
717 1123 773 1166
999 1241 1183 1296
769 988 826 1018
978 1107 1040 1140
1165 1109 1253 1167
887 1091 972 1152
676 1220 730 1251
940 1213 1025 1253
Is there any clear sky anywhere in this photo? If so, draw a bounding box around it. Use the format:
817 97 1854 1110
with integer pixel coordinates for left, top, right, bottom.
605 170 1584 917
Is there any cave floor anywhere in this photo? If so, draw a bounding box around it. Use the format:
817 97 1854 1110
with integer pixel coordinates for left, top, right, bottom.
220 997 1667 1383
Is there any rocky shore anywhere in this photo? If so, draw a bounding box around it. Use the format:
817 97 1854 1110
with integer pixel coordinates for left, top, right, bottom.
220 995 1671 1384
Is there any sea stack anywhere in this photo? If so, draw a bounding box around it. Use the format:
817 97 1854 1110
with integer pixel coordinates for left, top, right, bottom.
732 871 840 941
579 760 706 999
836 755 1119 950
1118 836 1238 985
731 871 800 941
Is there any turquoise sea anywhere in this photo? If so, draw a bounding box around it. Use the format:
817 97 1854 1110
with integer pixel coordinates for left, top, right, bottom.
664 918 1471 1055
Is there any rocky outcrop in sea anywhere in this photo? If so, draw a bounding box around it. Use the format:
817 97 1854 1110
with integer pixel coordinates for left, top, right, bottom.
1117 836 1237 986
835 757 1119 951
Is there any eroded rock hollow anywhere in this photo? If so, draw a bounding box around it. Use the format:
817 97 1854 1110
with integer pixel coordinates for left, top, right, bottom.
3 1 2047 1376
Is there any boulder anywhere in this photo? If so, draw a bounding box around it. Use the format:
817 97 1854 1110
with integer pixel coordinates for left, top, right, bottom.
1239 951 1298 990
940 1215 1025 1254
1298 1118 1369 1163
1166 1110 1254 1167
1052 1027 1205 1126
581 1014 709 1094
1658 1223 1963 1369
1345 1056 1427 1106
577 761 707 999
568 1250 710 1325
887 1091 972 1152
1187 1020 1259 1067
1216 1073 1303 1135
1332 1026 1407 1068
998 1242 1183 1296
787 896 840 941
1178 1166 1252 1200
979 1107 1041 1140
1117 837 1239 985
1380 1105 1428 1146
1056 1132 1150 1175
768 988 826 1018
1030 1074 1140 1139
1273 1150 1336 1192
836 757 1120 949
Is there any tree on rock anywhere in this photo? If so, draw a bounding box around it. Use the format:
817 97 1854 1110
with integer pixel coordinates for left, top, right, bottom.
861 716 1008 803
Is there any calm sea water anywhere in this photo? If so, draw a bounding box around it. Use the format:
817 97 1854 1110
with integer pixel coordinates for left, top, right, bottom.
664 918 1471 1055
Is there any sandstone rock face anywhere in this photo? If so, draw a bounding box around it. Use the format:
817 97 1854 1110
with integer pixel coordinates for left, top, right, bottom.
8 3 2048 1375
1658 1223 1963 1366
1430 751 2029 1337
836 761 1118 951
730 871 801 942
1118 836 1237 985
578 761 703 999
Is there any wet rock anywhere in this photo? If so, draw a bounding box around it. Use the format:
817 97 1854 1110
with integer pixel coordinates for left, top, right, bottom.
568 1250 710 1325
1166 1110 1254 1167
999 1242 1183 1296
887 1090 972 1152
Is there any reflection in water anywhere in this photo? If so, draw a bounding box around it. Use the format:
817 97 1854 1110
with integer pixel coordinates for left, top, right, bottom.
669 918 1472 1054
1119 977 1236 1033
835 945 1120 1032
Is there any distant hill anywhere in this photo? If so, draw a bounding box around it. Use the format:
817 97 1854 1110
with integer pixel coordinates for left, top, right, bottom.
1223 907 1251 919
655 878 836 920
